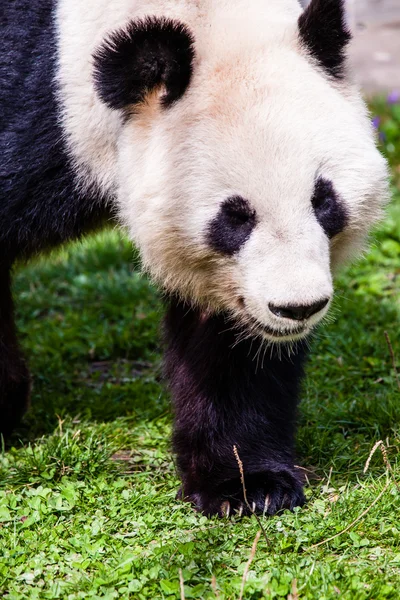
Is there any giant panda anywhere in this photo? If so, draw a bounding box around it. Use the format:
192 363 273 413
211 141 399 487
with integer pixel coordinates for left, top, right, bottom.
1 0 389 516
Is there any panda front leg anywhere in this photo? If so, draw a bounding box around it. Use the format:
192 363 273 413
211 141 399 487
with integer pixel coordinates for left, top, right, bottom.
0 265 31 439
164 298 307 517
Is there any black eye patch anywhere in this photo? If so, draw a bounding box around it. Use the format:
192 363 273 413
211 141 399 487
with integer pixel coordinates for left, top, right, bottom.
206 196 257 255
311 177 348 238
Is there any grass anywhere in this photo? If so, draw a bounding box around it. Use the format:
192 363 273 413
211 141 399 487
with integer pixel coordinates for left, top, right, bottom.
1 99 400 599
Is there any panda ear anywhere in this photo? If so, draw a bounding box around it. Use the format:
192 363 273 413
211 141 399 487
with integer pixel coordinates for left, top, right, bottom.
93 17 195 110
298 0 351 79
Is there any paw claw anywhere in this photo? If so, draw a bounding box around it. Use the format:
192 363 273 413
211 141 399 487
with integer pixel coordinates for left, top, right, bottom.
178 467 305 517
220 500 231 518
263 494 270 516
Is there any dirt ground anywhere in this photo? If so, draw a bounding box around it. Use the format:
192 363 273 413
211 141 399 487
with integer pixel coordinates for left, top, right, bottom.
349 0 400 94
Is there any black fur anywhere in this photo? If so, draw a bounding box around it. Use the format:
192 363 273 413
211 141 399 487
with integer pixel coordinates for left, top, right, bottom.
1 1 112 262
93 17 195 111
312 177 348 238
0 0 112 435
0 267 31 438
164 298 307 516
298 0 351 80
206 196 257 256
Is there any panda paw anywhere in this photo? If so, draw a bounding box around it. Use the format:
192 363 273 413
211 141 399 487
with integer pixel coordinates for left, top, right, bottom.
179 469 306 517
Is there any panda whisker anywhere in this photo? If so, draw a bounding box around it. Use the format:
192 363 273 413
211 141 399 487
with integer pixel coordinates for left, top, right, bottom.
261 341 269 370
321 312 336 326
247 337 255 359
220 324 242 336
231 326 257 350
334 292 350 303
302 333 314 353
253 338 266 373
228 326 251 348
269 342 274 361
230 333 247 349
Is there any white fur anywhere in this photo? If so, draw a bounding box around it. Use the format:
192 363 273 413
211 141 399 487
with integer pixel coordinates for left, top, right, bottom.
56 0 389 341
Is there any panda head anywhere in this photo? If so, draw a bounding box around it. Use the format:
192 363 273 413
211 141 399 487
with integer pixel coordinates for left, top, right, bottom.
93 0 389 343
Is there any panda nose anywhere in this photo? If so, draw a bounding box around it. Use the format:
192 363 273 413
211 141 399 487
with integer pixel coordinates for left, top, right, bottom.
268 299 329 321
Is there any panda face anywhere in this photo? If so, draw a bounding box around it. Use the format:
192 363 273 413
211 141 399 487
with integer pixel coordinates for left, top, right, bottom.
116 45 387 343
84 1 389 343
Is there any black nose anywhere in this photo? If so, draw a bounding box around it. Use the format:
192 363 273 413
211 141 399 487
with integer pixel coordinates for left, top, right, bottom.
268 299 329 321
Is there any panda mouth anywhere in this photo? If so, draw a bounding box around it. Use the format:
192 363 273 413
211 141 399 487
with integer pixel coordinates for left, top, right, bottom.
248 318 308 340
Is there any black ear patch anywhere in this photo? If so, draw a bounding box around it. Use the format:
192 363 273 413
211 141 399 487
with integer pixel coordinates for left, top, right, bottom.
207 196 257 256
312 177 348 238
93 17 195 110
298 0 351 79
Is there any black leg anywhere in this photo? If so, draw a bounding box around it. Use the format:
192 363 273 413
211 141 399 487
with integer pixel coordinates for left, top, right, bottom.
164 298 308 517
0 266 31 439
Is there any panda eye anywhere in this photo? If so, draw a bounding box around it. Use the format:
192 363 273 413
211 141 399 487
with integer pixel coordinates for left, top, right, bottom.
207 196 257 256
223 203 253 225
311 177 348 239
311 183 330 210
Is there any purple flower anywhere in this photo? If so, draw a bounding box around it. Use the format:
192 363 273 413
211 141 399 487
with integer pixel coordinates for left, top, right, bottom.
387 90 400 104
372 116 380 129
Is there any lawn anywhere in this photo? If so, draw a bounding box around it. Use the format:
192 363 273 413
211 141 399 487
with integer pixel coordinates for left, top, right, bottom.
1 99 400 599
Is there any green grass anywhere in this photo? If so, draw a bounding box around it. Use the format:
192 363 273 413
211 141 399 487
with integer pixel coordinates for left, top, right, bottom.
1 100 400 599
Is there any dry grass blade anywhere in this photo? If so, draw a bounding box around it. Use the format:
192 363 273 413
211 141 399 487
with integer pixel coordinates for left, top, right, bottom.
233 445 269 545
288 579 299 600
364 440 387 474
233 445 252 512
179 568 185 600
310 437 399 550
211 574 220 599
385 331 400 392
238 530 261 600
309 481 390 550
56 414 65 436
364 439 400 494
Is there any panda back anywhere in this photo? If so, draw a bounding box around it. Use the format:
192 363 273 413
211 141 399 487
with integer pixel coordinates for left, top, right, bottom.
0 0 110 260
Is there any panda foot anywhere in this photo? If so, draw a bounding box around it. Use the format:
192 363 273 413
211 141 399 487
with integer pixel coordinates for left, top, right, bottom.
179 469 306 517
